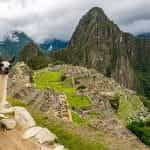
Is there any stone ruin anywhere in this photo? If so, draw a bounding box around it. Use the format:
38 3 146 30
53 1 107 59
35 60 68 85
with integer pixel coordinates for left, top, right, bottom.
8 62 72 122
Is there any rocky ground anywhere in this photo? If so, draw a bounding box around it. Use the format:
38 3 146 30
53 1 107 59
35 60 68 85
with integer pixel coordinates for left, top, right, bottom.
0 130 38 150
0 106 65 150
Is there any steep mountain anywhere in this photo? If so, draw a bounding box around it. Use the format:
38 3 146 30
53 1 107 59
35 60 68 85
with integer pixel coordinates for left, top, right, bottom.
40 39 68 53
0 31 33 58
49 7 150 97
137 33 150 39
19 42 49 70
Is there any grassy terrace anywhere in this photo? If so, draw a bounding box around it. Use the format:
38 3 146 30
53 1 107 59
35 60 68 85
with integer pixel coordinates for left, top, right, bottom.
7 98 107 150
31 110 107 150
33 69 91 110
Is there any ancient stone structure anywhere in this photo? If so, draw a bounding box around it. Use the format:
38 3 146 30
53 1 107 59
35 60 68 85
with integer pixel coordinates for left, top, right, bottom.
8 63 72 122
63 64 149 146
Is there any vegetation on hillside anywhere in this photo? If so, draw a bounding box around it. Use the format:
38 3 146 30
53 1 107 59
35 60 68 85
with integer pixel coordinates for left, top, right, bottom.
113 91 150 146
117 92 144 123
19 43 49 70
128 120 150 146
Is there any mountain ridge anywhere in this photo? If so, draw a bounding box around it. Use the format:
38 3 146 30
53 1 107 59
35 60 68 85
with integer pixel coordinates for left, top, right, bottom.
0 31 33 58
0 31 68 58
137 33 150 39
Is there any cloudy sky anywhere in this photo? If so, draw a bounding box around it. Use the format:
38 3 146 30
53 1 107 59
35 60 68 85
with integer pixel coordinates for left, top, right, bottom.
0 0 150 43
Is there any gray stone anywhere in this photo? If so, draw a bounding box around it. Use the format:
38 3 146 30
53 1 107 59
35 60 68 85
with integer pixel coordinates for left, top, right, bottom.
22 126 42 139
0 119 16 130
34 128 57 144
54 144 65 150
14 107 36 129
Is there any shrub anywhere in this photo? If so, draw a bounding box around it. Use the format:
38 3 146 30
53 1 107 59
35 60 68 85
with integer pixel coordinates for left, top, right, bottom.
7 97 27 107
128 120 150 146
60 75 67 82
52 60 65 65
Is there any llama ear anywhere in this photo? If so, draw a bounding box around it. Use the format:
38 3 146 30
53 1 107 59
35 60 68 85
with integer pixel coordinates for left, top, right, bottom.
9 56 16 63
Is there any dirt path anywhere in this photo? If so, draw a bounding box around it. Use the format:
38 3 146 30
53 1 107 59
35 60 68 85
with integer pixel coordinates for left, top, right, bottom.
0 130 39 150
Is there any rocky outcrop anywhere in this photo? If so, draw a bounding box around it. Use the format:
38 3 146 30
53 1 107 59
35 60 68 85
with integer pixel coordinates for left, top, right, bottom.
0 106 65 150
14 107 36 129
49 7 150 97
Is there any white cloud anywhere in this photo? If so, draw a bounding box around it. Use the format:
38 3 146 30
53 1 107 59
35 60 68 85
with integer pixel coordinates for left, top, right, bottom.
0 0 150 42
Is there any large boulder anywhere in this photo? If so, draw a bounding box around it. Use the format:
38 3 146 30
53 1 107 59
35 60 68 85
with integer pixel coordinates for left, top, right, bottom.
14 107 36 129
22 126 57 144
34 128 57 144
22 126 42 139
53 144 65 150
0 119 16 130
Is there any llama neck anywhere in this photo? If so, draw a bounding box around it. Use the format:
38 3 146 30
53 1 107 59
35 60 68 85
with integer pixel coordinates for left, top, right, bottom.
0 75 8 103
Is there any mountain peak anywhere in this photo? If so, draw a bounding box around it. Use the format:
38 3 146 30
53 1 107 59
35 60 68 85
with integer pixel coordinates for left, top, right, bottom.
86 7 107 20
88 7 105 14
77 7 110 30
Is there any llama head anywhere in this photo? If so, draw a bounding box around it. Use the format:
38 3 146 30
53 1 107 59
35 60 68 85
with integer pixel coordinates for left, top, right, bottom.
0 57 15 75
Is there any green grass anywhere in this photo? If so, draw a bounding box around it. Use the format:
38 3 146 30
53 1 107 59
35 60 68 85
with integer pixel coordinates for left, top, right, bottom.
117 93 143 123
33 69 91 110
72 111 86 124
7 97 27 107
30 110 107 150
128 120 150 146
68 95 91 109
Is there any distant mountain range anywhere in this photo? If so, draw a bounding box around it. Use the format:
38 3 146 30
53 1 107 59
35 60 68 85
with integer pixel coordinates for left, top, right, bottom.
0 31 33 58
0 31 68 58
137 33 150 39
40 39 68 53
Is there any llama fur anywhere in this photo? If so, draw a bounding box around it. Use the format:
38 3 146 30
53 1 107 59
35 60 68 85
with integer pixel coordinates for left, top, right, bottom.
0 58 15 110
0 74 8 109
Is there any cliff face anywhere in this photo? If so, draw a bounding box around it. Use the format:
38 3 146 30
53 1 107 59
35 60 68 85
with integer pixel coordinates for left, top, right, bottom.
49 7 150 96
